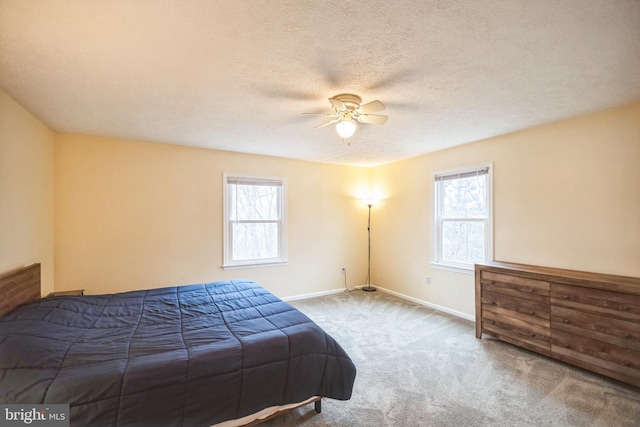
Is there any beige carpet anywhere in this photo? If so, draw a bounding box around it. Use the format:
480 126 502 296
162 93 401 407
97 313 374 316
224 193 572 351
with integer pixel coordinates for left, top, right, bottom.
261 289 640 426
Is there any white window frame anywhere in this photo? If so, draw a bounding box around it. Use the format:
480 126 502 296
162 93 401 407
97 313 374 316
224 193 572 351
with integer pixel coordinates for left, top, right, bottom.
432 163 493 273
223 173 287 269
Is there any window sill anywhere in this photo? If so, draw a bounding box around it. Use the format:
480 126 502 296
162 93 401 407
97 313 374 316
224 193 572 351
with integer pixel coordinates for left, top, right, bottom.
222 260 288 270
430 262 475 275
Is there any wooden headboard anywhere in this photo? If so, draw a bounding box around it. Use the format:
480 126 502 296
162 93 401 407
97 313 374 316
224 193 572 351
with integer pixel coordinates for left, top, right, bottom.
0 263 41 317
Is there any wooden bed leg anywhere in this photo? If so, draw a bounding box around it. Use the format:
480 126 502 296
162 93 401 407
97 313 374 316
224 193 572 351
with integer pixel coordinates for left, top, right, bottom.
314 399 322 414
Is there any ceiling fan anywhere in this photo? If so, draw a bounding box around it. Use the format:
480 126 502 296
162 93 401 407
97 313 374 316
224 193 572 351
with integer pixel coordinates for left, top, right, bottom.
305 94 388 139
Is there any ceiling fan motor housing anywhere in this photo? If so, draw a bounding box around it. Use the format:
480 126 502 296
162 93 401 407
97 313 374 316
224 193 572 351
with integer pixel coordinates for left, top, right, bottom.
332 94 362 111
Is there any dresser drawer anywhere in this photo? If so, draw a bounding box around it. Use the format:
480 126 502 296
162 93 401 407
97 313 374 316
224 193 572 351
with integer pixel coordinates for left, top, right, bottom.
482 290 549 323
482 309 550 351
552 329 640 380
482 282 548 304
551 305 640 352
481 271 549 299
551 283 640 322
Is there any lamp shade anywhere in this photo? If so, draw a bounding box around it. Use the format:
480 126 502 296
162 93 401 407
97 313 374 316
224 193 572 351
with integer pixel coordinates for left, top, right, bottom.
336 120 357 138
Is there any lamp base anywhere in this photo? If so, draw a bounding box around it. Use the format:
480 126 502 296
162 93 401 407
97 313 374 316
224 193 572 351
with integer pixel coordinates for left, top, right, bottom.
362 285 377 292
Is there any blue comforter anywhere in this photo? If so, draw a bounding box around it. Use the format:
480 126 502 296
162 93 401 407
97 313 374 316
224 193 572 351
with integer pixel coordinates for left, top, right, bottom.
0 280 356 426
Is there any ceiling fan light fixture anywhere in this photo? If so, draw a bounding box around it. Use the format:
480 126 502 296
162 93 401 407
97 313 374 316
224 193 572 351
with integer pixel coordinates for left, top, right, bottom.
336 120 357 139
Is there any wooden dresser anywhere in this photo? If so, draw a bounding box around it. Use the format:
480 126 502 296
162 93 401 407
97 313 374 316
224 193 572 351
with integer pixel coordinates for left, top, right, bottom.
475 261 640 387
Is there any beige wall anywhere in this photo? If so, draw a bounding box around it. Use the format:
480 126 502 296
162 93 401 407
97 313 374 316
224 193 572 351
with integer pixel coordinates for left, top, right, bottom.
0 91 54 295
372 103 640 318
3 89 638 316
54 133 371 297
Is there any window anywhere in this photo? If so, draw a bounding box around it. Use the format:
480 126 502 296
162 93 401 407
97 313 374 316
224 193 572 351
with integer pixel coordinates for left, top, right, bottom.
223 174 287 269
433 164 492 271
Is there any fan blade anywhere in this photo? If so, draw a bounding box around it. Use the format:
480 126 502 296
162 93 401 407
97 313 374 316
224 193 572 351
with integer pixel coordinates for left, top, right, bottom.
358 114 388 125
328 98 347 111
314 118 340 128
357 100 385 114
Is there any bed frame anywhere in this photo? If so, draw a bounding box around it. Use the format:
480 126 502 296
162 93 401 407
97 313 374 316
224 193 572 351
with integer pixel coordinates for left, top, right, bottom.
0 263 323 425
0 263 41 317
237 397 321 426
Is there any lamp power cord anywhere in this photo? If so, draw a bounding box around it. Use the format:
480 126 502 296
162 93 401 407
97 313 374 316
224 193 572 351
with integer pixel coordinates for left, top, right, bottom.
343 268 357 292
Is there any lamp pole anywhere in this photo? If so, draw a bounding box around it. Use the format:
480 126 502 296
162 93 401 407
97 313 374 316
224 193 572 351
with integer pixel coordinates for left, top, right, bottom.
363 203 376 292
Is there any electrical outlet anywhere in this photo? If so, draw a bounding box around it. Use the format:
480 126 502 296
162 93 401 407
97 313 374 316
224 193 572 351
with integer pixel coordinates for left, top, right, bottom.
426 277 431 285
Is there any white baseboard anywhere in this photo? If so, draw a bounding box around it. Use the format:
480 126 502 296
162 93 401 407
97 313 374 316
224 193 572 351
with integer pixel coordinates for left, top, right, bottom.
281 285 475 323
281 287 347 302
375 286 475 322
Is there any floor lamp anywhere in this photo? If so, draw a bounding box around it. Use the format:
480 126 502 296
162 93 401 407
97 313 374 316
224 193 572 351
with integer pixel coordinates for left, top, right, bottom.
363 202 376 292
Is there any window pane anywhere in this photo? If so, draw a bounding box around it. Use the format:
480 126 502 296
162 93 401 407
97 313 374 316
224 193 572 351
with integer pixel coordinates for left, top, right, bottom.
232 222 279 261
230 184 280 220
442 221 485 264
442 175 487 218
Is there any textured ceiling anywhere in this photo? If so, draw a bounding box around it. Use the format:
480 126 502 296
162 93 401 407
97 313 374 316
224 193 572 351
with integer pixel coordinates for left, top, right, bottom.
1 1 640 166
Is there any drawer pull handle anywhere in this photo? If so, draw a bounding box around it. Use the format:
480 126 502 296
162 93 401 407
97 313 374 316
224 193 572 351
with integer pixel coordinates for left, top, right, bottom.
530 311 535 315
624 333 631 339
564 343 570 348
622 306 630 311
531 334 536 338
491 301 496 305
563 319 570 324
563 295 570 299
623 361 631 367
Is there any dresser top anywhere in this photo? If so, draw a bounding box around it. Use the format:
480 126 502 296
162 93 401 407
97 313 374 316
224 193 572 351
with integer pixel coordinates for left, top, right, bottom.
476 261 640 294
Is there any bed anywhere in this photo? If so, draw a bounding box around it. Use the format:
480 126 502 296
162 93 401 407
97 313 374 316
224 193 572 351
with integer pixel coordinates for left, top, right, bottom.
0 264 356 426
